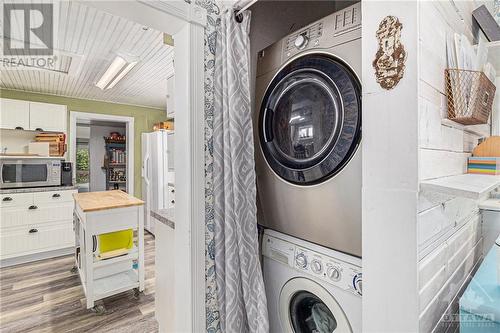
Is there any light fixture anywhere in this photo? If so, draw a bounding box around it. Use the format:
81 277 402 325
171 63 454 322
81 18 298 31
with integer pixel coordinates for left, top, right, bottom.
95 54 138 90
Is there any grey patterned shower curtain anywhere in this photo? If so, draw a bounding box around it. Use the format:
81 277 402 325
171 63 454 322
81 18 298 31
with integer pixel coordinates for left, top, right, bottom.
212 8 269 333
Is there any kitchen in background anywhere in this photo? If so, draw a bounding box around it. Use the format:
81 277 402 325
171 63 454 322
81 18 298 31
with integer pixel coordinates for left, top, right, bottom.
75 120 127 193
0 0 176 330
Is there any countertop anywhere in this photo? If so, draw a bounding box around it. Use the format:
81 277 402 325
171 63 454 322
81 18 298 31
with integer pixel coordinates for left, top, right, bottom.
151 208 175 229
0 185 78 194
73 190 144 212
460 244 500 330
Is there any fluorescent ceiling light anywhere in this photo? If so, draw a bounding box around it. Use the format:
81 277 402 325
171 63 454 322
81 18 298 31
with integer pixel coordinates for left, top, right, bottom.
96 55 138 90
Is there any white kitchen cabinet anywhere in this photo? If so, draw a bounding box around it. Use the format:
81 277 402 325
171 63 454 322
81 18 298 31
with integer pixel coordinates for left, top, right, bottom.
0 189 76 267
166 75 175 118
0 98 30 130
29 102 67 132
0 98 67 133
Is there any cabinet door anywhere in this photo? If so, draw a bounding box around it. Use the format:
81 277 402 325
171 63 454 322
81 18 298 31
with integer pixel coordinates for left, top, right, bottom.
29 102 67 132
166 75 175 117
0 98 30 130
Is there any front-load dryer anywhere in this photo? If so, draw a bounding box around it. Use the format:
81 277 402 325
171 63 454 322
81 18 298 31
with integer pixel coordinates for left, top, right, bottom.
262 229 362 333
254 3 362 257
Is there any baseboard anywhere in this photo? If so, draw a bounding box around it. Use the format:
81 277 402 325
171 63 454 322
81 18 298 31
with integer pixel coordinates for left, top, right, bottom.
0 247 73 268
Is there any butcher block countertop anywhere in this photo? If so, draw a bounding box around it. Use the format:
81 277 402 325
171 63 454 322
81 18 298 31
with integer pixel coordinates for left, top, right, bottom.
73 190 144 212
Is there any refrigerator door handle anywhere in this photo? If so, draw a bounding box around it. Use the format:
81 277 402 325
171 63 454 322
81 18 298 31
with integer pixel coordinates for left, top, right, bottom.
143 155 150 186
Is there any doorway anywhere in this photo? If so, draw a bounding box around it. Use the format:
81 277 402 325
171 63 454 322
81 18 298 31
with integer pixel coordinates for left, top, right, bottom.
75 119 127 193
70 112 134 194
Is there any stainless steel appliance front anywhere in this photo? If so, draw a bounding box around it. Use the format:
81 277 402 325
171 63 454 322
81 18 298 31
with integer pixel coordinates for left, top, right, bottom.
0 158 62 189
254 3 362 257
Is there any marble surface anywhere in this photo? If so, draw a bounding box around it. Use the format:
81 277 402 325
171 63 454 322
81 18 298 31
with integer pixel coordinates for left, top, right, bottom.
151 208 174 229
0 185 77 194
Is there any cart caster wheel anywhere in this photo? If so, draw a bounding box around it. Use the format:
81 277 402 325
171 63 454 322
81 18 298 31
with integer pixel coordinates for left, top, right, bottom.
70 266 78 274
133 288 141 299
91 304 106 315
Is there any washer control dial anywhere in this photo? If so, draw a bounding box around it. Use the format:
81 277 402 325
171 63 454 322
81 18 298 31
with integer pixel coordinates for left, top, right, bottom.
327 266 341 281
311 260 323 274
294 34 309 50
353 273 363 296
295 253 307 269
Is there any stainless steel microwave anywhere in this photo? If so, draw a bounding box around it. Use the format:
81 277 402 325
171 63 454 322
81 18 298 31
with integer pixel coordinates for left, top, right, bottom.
0 158 62 189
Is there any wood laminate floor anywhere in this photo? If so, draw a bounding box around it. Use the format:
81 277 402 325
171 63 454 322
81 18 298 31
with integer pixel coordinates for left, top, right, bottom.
0 233 158 333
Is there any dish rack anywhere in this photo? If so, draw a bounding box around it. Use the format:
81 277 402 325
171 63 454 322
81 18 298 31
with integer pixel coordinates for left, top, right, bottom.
444 69 496 125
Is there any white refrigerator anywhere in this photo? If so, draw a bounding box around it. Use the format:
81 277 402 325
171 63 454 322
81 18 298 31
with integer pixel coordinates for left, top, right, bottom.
141 130 175 235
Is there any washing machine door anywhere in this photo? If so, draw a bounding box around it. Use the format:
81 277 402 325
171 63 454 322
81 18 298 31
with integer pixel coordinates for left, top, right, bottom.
279 278 352 333
259 54 361 185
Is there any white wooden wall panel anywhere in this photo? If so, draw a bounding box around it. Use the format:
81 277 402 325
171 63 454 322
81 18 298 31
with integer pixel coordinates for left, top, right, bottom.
417 197 477 247
419 98 464 152
0 1 174 109
416 1 492 331
419 149 469 180
419 240 482 332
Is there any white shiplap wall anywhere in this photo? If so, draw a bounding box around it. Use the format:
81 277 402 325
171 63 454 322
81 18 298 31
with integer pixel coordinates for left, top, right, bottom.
0 1 174 109
417 1 495 332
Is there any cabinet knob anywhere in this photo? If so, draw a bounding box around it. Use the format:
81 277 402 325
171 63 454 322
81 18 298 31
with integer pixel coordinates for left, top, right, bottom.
171 189 175 193
2 197 13 202
52 193 61 198
28 205 38 210
35 128 44 131
14 126 24 130
29 228 38 233
171 200 175 204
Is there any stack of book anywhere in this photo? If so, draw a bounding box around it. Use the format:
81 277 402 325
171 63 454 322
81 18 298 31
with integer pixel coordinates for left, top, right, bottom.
35 132 66 156
467 157 500 175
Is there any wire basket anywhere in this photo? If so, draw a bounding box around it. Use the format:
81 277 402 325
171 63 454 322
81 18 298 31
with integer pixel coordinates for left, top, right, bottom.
445 69 496 125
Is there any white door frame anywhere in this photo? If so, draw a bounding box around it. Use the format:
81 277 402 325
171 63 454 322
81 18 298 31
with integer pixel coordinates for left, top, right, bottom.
69 111 135 195
81 1 208 332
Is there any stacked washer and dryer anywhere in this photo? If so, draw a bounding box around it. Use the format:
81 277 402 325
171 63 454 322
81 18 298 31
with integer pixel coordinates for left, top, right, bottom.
254 3 362 332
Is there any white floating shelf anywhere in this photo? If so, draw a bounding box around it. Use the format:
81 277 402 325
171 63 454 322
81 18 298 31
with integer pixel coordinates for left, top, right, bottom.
479 198 500 212
420 174 500 199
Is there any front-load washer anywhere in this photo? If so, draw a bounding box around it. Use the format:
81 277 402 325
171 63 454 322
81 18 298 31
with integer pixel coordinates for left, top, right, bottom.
262 229 362 333
254 3 362 257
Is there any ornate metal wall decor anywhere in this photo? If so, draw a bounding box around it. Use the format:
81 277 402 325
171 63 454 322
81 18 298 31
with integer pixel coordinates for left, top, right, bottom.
373 16 407 90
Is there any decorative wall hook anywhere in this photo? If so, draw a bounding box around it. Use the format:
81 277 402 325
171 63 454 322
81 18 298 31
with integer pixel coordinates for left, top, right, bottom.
373 16 407 90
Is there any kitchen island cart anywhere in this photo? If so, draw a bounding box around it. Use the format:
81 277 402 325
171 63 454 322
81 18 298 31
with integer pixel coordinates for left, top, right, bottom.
73 190 144 310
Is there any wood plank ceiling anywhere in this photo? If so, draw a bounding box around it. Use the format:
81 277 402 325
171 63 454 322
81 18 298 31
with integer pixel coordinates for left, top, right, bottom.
0 1 174 109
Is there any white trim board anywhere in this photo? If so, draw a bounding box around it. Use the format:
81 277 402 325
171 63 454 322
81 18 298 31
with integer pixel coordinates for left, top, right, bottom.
80 1 208 332
69 111 135 195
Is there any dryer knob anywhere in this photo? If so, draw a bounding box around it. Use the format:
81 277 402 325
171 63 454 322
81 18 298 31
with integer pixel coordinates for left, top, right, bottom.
327 266 341 281
353 273 363 296
295 253 307 269
311 260 323 274
294 34 309 50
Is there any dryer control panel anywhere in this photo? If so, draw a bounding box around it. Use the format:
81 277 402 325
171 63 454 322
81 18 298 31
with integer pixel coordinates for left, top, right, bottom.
281 2 361 60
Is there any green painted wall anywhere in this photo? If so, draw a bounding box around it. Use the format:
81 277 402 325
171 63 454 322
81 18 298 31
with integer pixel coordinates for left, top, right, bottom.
0 88 167 198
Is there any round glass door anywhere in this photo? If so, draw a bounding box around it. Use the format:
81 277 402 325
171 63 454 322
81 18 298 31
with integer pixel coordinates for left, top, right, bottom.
259 54 361 185
290 291 338 333
279 278 352 333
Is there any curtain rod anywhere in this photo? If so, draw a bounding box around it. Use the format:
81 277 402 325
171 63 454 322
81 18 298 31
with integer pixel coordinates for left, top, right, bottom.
235 0 258 18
